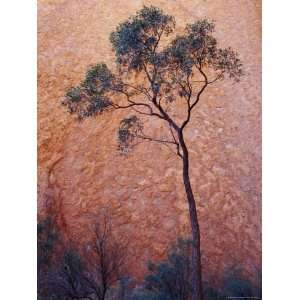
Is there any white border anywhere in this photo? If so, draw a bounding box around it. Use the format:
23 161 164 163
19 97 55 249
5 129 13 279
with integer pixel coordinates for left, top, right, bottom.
0 1 37 299
263 0 300 299
0 1 300 299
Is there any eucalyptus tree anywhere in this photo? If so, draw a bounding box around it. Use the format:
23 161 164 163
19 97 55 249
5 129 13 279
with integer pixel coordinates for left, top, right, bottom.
62 6 243 300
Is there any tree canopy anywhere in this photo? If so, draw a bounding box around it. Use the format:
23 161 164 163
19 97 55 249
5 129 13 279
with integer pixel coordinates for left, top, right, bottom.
62 5 242 154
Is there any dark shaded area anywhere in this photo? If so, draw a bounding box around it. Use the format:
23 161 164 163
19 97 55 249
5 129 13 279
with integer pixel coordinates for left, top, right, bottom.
38 222 261 300
38 213 128 300
131 239 261 300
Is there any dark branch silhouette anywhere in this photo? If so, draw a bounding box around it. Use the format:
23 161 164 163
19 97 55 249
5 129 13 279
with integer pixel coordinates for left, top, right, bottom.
38 213 128 300
83 213 128 300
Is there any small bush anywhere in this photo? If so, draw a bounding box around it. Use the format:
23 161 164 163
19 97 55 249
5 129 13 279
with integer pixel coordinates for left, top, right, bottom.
131 239 261 300
204 266 262 300
131 238 192 300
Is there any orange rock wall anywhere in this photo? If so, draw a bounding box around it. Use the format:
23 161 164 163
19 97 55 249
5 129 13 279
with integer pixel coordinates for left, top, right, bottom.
38 0 261 282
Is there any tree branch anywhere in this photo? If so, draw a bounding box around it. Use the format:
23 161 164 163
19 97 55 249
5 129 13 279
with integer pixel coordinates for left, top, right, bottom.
142 63 153 84
137 132 177 146
207 71 225 84
190 81 207 111
189 63 209 111
153 25 165 53
136 130 183 159
179 74 194 130
141 60 180 131
112 96 165 120
121 82 152 100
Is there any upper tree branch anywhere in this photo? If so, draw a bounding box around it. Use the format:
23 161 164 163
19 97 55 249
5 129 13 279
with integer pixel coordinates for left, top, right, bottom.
112 89 165 120
121 83 152 100
141 32 181 132
189 61 209 111
143 65 181 131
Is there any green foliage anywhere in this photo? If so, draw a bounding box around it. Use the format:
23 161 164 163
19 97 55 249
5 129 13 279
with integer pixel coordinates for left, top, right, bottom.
37 217 58 269
214 47 243 80
133 239 192 300
131 239 261 300
46 249 91 300
165 20 216 72
164 19 242 81
38 213 128 300
110 5 175 72
131 289 169 300
222 266 261 299
82 63 117 94
62 5 243 130
203 266 262 300
37 217 60 300
118 115 143 152
62 250 85 281
62 63 116 120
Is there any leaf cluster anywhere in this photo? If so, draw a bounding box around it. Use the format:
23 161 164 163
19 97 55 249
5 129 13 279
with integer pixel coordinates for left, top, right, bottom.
118 115 144 152
110 6 175 72
136 238 192 300
62 64 118 120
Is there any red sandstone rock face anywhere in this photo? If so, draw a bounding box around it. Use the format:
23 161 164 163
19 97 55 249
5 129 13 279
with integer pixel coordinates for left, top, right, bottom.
38 0 261 282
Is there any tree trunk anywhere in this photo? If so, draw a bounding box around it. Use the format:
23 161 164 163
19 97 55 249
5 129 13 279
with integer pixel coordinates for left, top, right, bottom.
178 131 204 300
99 287 106 300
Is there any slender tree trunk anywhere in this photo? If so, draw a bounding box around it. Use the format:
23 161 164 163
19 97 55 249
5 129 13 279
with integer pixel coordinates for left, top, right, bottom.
178 131 204 300
99 286 106 300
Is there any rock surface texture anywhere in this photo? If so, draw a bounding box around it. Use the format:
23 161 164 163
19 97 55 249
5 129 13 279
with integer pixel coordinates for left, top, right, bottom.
38 0 261 282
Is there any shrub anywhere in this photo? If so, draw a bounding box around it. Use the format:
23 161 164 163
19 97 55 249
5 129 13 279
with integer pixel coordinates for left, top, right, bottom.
132 239 261 300
131 238 192 300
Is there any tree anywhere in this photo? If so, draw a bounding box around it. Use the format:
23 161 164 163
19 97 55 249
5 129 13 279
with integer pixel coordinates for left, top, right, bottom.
143 238 192 300
83 214 128 300
62 6 243 300
38 212 127 300
55 249 92 300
